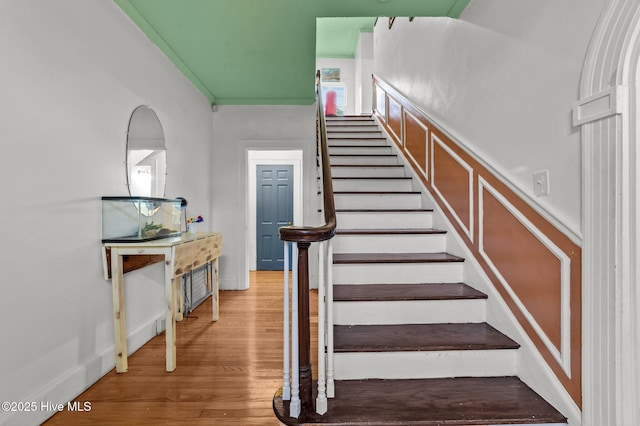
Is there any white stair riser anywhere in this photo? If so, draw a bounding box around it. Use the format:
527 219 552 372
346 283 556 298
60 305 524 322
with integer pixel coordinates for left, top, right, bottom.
333 350 518 380
327 125 380 132
332 178 413 192
330 155 398 165
329 139 388 147
331 166 406 178
327 132 383 138
336 211 433 229
333 299 486 325
333 262 464 284
329 146 393 156
334 233 446 253
335 193 422 209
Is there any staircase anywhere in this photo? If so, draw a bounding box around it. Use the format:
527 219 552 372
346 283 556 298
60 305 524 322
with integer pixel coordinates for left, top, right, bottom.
274 115 567 425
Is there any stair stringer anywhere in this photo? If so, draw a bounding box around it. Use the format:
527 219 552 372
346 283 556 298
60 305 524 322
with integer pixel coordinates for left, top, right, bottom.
386 133 581 426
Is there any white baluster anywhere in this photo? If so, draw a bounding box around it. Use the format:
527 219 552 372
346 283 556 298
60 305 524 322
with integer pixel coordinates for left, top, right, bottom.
316 241 328 414
289 242 301 418
282 241 290 401
327 239 335 398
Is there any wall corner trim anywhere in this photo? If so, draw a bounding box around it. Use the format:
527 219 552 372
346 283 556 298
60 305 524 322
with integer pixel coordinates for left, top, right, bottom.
572 85 626 126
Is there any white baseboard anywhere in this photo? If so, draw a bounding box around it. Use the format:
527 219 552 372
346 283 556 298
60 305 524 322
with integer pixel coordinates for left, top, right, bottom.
219 277 239 290
1 313 164 426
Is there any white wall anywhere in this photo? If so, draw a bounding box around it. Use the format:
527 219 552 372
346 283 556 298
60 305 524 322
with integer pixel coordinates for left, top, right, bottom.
211 105 319 290
0 2 213 425
355 31 374 115
374 0 607 236
316 58 356 116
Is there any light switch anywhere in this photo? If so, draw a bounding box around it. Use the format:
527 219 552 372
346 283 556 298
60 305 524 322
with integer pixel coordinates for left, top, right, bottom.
533 170 550 197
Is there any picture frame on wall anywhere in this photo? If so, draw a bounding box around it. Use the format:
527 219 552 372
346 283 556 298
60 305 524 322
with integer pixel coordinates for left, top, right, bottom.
321 68 340 82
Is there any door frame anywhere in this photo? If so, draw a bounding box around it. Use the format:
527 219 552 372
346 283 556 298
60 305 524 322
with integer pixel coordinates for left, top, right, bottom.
322 82 348 116
575 1 640 424
247 150 303 271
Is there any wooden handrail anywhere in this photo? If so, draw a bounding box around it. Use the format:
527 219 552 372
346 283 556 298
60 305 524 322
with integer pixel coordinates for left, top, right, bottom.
278 71 337 413
278 70 336 243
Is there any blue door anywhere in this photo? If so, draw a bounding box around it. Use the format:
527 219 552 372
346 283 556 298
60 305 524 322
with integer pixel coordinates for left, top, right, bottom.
257 165 293 270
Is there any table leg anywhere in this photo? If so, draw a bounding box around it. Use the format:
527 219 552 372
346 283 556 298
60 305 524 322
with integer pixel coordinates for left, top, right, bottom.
176 276 184 322
111 250 128 373
212 258 219 321
165 251 177 372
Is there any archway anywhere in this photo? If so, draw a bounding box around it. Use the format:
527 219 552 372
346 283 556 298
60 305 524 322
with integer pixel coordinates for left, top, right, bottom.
575 1 640 424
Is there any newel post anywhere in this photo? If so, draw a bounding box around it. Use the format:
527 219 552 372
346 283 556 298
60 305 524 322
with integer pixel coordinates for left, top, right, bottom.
296 241 313 409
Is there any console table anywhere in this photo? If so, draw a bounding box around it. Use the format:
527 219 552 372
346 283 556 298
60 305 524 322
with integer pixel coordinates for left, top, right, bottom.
103 232 222 373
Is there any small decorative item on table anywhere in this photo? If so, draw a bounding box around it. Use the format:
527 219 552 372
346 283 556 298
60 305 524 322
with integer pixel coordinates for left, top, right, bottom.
187 215 204 235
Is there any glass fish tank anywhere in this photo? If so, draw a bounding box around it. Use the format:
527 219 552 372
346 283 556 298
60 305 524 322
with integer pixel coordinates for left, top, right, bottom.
101 196 181 243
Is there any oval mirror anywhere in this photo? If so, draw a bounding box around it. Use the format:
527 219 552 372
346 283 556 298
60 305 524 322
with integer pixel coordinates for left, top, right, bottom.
126 106 167 198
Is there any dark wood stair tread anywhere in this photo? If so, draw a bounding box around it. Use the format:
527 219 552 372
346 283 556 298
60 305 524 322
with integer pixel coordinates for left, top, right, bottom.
334 323 520 352
335 228 445 235
329 144 389 148
331 164 403 168
273 376 566 425
336 208 433 212
327 126 379 129
334 191 420 195
327 137 388 141
330 153 396 156
333 283 487 302
333 252 464 264
328 134 383 137
327 129 382 134
332 176 411 180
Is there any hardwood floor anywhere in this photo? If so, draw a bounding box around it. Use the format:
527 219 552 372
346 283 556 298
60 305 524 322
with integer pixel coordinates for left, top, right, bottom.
45 271 317 426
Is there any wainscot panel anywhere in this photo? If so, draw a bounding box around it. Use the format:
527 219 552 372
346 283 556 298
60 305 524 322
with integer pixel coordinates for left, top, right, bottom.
404 109 428 176
480 182 564 355
432 134 474 242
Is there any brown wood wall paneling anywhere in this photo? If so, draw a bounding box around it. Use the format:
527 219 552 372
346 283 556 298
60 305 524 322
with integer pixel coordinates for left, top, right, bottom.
372 76 582 407
404 110 428 177
431 134 474 242
481 188 563 350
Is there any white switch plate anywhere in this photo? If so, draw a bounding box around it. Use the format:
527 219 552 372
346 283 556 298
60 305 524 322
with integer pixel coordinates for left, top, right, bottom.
533 170 550 196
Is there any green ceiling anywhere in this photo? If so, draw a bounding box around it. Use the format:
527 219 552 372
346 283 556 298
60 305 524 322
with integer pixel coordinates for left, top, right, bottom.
114 0 470 106
316 18 376 59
